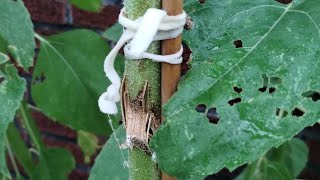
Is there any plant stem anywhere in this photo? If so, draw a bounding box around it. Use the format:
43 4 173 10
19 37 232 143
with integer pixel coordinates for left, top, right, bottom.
19 102 42 152
5 137 21 179
129 148 159 180
123 0 161 110
123 0 161 179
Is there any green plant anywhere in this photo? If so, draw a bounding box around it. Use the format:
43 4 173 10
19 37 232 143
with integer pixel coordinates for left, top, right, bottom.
0 0 318 179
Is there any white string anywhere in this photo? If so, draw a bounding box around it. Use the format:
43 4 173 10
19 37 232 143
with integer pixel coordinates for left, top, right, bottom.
98 8 186 115
107 115 128 168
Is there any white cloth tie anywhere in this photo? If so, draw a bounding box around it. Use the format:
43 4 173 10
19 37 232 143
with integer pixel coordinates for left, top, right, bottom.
98 8 186 115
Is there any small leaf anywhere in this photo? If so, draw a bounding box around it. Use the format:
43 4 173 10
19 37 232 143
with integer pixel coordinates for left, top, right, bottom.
267 138 308 177
0 65 26 177
0 174 10 180
32 30 124 135
78 130 100 164
151 0 320 178
102 23 123 42
238 159 292 180
18 103 74 180
6 123 36 175
31 148 75 180
89 125 129 180
69 0 103 12
0 0 35 69
236 138 308 180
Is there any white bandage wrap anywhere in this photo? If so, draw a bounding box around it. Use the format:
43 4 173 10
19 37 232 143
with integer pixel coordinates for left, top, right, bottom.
98 8 186 115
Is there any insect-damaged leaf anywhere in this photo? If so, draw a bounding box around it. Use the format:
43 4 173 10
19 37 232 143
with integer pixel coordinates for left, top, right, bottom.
151 0 320 178
32 30 124 135
0 0 35 69
0 65 26 177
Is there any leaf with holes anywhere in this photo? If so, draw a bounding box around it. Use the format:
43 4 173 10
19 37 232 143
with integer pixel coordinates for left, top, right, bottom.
69 0 103 12
151 0 320 178
32 30 124 135
89 125 129 180
0 0 35 69
0 65 26 177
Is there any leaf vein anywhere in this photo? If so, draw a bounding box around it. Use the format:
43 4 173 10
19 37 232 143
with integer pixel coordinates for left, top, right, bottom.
289 10 320 39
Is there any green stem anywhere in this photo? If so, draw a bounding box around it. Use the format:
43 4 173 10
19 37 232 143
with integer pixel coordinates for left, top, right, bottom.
123 0 161 179
19 102 42 152
129 149 159 180
5 137 21 179
124 0 161 111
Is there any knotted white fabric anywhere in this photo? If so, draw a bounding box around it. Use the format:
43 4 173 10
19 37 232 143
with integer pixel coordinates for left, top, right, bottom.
98 8 186 115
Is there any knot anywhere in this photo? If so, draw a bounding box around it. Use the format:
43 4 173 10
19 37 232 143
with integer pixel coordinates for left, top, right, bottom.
98 8 186 115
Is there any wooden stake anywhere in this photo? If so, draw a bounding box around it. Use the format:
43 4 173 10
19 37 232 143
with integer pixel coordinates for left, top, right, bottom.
161 0 183 109
161 0 183 179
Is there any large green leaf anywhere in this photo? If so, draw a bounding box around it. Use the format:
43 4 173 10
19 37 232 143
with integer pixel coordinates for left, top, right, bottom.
69 0 103 12
32 30 124 135
236 138 308 180
0 65 26 177
89 125 129 180
151 0 320 178
0 0 35 69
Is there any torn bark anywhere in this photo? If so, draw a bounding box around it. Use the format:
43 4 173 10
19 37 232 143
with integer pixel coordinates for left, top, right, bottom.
121 78 161 154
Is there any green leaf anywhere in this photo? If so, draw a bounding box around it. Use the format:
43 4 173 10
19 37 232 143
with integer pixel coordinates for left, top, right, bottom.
0 174 10 180
89 125 129 180
151 0 320 178
69 0 103 12
0 0 35 69
102 23 123 42
78 130 100 164
0 65 26 177
31 148 75 180
32 30 124 135
236 138 308 180
266 138 308 177
237 159 292 180
7 123 36 175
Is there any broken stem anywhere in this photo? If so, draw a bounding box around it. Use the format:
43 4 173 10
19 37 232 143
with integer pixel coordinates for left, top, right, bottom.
123 0 161 179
